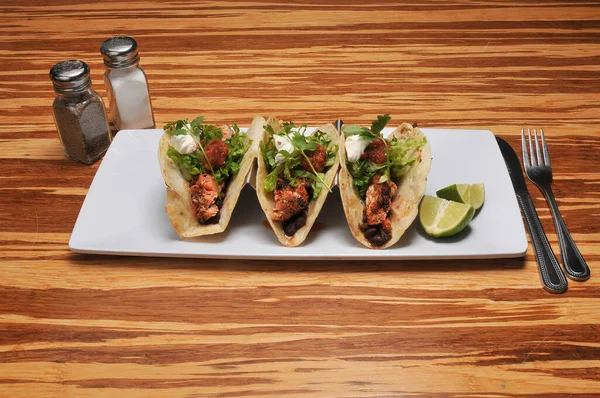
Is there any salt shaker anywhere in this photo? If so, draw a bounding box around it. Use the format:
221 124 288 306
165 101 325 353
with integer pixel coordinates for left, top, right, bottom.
50 60 111 165
100 36 155 132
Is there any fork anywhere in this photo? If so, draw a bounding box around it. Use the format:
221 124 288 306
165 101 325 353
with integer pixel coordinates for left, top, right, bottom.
522 128 591 281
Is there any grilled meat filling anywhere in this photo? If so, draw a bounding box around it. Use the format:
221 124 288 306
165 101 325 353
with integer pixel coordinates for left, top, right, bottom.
272 178 310 235
360 174 397 246
301 143 327 172
360 138 387 164
365 175 397 225
190 173 221 224
220 124 234 139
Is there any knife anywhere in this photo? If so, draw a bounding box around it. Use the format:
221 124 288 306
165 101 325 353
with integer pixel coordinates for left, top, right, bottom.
496 137 567 293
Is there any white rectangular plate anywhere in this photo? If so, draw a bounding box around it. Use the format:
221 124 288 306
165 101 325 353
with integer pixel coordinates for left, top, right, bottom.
69 127 528 260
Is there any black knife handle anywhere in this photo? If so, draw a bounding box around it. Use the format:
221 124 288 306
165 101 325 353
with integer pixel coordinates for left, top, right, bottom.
517 194 568 293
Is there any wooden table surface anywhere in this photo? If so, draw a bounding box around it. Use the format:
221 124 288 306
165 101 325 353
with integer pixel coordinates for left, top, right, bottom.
1 1 600 397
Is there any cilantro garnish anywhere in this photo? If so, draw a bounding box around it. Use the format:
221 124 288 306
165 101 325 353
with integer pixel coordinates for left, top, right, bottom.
260 122 337 200
165 117 251 189
342 115 425 197
371 114 391 135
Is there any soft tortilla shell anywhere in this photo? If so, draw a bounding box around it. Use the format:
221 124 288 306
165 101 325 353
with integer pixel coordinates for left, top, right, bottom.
255 117 341 247
339 123 432 249
158 116 265 238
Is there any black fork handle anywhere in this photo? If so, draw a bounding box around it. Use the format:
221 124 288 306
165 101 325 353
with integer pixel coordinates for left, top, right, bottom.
540 188 591 281
517 194 568 293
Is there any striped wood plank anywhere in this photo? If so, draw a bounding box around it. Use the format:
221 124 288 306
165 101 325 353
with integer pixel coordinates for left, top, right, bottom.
0 1 599 396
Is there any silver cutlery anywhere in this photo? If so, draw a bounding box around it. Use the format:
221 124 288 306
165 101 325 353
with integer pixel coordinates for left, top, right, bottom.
522 128 590 281
497 137 568 293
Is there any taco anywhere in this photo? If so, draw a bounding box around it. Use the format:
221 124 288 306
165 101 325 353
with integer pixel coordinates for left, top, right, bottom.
256 117 340 246
158 116 264 238
339 115 431 249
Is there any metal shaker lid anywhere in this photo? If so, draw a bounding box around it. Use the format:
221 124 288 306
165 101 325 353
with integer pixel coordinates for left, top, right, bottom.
49 60 92 93
100 36 140 68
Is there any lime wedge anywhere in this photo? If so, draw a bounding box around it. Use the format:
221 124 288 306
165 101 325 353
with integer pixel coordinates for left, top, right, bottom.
436 183 485 211
419 196 475 237
470 183 485 211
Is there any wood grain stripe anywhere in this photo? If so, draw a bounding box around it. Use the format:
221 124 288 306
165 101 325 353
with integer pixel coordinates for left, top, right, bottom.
1 0 600 396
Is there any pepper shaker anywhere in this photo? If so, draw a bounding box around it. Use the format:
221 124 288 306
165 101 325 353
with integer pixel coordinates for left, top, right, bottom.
50 60 111 165
100 36 155 132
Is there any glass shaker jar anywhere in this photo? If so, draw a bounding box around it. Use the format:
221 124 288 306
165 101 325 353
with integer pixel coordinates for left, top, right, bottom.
50 60 112 165
100 36 155 132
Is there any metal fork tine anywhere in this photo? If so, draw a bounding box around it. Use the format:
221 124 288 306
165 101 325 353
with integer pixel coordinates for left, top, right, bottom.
534 128 543 166
521 128 529 167
540 128 550 167
528 128 537 167
522 126 591 281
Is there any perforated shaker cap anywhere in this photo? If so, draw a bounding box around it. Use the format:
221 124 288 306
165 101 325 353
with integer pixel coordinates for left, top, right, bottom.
100 36 140 68
49 60 92 93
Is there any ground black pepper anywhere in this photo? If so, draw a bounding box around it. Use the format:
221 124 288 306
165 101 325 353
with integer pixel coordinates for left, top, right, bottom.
50 60 111 165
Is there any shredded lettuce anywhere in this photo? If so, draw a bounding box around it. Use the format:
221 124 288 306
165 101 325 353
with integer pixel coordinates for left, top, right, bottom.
166 147 203 181
387 136 427 179
260 122 337 200
344 115 426 197
165 117 251 185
